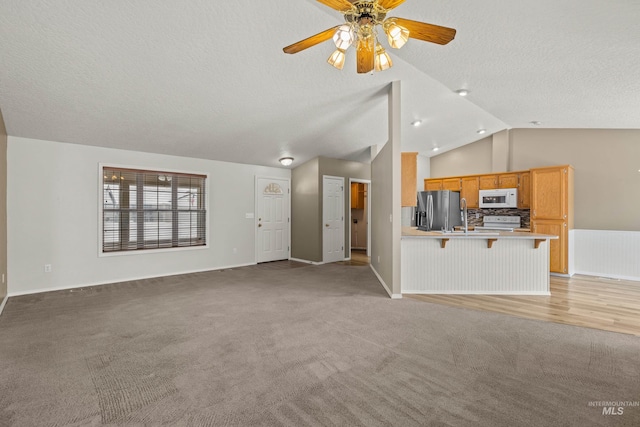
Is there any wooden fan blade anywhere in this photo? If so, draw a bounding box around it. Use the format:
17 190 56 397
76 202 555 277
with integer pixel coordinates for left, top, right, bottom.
390 17 456 45
356 37 375 74
283 26 340 54
316 0 355 12
378 0 406 10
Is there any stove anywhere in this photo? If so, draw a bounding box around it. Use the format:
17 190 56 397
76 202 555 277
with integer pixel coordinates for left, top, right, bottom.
475 215 521 231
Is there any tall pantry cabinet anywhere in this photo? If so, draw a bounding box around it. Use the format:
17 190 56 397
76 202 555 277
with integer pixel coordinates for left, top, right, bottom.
530 165 574 274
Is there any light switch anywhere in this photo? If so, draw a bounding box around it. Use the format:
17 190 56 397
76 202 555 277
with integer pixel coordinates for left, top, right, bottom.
245 213 255 219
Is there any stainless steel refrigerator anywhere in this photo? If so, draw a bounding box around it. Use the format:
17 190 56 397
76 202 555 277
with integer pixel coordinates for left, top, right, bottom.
415 190 462 231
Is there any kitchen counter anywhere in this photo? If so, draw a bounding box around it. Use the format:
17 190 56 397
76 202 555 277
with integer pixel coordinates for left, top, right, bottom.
401 227 557 295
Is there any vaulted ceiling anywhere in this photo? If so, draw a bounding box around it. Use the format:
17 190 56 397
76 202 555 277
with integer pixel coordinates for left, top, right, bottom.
1 1 639 168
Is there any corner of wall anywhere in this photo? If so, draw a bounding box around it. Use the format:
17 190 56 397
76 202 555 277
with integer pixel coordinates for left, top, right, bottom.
0 107 7 302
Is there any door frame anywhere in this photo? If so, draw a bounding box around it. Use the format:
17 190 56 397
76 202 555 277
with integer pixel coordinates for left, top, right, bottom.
255 175 291 263
322 175 346 264
348 178 372 258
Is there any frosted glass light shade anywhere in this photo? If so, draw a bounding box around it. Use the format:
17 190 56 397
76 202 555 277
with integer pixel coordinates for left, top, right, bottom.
327 49 346 70
333 24 355 50
385 23 409 49
374 44 393 72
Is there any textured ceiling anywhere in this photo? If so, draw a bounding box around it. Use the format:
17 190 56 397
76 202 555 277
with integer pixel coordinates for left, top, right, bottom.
0 0 638 168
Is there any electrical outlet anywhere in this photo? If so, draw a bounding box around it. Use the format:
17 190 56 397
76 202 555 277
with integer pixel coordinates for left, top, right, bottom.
377 256 381 263
1 273 4 284
44 264 52 273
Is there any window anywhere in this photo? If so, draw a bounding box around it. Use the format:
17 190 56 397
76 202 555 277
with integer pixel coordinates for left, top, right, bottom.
102 167 207 253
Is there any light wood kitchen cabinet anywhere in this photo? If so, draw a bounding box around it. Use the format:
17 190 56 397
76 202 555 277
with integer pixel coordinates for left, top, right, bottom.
460 176 480 208
442 178 462 191
531 219 567 274
401 152 418 207
498 173 518 188
531 166 572 221
531 165 574 274
351 183 365 209
424 179 443 191
518 172 531 209
479 175 498 189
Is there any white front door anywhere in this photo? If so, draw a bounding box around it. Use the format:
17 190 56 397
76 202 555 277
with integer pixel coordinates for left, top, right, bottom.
323 176 345 263
257 178 289 263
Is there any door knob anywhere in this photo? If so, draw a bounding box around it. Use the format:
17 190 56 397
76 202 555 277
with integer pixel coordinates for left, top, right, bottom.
325 224 330 227
258 224 262 228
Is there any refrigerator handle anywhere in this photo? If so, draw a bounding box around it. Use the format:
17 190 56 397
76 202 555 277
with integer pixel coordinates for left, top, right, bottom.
427 194 434 230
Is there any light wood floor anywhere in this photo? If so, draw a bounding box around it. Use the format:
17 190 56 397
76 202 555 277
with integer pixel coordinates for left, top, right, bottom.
341 249 370 266
408 275 640 336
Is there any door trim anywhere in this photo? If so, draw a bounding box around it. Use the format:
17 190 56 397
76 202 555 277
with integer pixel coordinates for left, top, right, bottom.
322 175 346 263
349 178 372 258
255 176 291 263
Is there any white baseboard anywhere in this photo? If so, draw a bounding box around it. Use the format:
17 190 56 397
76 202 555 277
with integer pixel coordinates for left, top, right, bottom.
0 295 8 316
289 257 323 265
7 262 258 297
572 271 640 282
403 290 551 296
370 265 402 299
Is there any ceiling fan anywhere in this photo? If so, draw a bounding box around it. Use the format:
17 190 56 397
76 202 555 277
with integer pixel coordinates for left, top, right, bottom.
283 0 456 74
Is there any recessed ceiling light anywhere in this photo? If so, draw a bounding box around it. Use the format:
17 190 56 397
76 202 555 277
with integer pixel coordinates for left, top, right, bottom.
530 121 542 126
455 89 469 97
279 157 294 166
411 120 422 127
477 129 487 135
432 147 439 152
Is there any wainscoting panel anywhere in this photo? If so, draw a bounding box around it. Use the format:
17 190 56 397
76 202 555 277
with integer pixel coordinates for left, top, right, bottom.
573 229 640 281
401 237 550 294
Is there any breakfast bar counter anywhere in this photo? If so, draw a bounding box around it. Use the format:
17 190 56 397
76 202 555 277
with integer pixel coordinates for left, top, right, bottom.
401 227 557 295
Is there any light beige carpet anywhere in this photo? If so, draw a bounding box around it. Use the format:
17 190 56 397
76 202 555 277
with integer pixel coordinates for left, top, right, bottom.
1 261 639 426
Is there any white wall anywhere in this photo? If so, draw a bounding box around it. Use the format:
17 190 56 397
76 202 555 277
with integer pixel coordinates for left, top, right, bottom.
8 137 290 295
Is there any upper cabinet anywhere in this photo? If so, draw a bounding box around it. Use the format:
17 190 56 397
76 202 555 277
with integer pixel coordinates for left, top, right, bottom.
517 172 531 209
442 178 462 191
424 177 463 192
479 173 517 189
531 166 573 220
424 179 443 191
498 173 518 188
351 183 365 209
401 152 418 207
479 175 498 189
460 176 480 208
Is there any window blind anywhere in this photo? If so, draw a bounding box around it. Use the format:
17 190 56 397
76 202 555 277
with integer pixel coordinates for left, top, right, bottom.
102 167 207 252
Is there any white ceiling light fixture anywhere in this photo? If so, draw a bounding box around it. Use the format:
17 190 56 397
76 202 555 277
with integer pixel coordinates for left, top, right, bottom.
477 129 487 135
432 147 439 152
530 121 542 126
455 89 469 97
411 120 422 127
279 157 294 166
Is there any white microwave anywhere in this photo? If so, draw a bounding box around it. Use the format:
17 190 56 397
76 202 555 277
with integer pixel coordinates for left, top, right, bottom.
479 188 518 208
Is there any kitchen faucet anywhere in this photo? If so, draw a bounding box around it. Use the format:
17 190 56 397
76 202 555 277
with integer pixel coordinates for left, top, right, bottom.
460 198 468 234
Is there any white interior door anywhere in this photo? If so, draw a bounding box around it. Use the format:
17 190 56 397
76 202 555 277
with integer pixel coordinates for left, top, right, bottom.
323 176 345 263
257 178 289 263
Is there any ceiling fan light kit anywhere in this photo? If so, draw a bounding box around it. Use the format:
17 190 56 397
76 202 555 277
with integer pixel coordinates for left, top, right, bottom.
283 0 456 74
327 48 347 69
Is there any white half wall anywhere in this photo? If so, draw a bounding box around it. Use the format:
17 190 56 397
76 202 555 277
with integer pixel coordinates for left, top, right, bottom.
573 229 640 282
7 137 290 295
